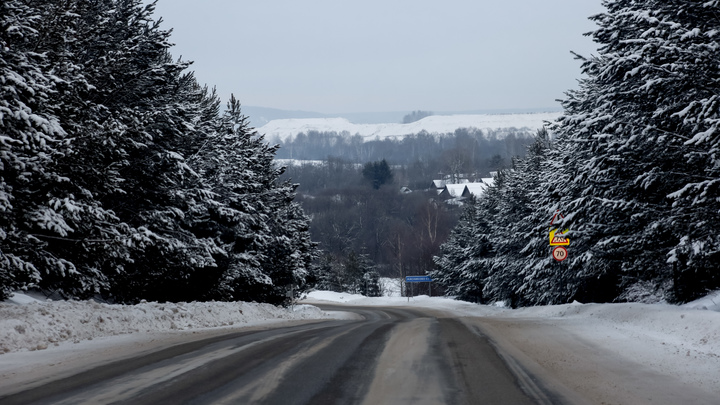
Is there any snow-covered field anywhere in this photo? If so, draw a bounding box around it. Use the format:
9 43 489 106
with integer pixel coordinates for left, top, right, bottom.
259 112 559 142
1 288 719 400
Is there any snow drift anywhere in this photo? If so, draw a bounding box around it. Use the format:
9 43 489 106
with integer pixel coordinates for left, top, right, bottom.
0 294 329 354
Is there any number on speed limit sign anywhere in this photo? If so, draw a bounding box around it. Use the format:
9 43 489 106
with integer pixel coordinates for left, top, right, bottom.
552 246 568 262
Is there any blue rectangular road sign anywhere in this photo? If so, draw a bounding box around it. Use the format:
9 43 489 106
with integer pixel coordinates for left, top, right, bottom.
405 276 432 283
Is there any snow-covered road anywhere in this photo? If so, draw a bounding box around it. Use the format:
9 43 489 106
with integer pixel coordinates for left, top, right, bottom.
305 291 720 404
1 290 719 404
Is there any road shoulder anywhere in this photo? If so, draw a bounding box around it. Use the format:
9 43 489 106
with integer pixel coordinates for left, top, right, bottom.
463 316 719 405
0 319 329 397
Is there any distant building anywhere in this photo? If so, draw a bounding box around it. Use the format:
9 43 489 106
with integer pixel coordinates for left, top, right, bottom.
438 179 495 206
463 183 488 198
431 179 446 189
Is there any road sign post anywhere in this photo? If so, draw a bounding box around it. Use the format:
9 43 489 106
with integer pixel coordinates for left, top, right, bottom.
405 276 432 282
549 210 570 261
552 246 568 262
286 284 295 310
405 276 433 300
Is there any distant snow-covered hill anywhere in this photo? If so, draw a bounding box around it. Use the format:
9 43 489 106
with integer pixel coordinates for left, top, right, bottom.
258 112 560 142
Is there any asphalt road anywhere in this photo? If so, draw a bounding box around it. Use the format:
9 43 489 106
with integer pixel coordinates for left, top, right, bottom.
0 306 561 405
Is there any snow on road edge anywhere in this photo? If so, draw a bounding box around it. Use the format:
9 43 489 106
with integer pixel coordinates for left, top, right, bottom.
0 294 331 354
304 290 720 395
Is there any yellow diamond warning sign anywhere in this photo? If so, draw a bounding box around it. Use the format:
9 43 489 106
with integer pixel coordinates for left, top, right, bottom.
549 228 570 246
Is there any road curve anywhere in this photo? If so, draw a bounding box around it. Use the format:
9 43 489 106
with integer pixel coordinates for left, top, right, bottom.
0 306 560 405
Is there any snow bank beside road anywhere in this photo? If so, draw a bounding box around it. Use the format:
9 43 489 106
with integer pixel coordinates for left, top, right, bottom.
683 289 720 312
1 294 329 354
305 290 720 363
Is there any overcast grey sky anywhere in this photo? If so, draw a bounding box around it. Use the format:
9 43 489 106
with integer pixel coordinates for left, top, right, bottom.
150 0 604 114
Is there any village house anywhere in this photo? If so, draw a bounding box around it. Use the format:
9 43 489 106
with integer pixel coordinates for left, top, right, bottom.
432 174 496 205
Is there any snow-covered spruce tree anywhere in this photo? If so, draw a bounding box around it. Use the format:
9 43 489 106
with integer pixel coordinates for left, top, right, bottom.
362 270 381 297
643 1 720 301
430 196 491 303
434 126 614 307
192 96 316 304
551 0 720 303
13 0 140 300
0 0 225 302
258 199 317 304
481 129 573 307
96 2 229 303
60 0 223 303
0 0 136 299
341 249 378 295
0 0 65 299
500 127 625 306
311 254 344 292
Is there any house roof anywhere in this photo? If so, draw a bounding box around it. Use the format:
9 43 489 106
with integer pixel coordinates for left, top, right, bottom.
444 184 467 197
464 183 488 197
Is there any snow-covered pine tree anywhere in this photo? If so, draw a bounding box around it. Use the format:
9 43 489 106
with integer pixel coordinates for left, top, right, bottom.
258 198 317 304
639 0 720 301
341 249 377 295
361 269 381 297
0 0 136 299
311 254 344 292
0 0 65 299
192 96 317 304
406 1 720 307
552 0 720 303
14 0 137 299
66 0 224 303
431 196 490 303
503 127 625 305
2 0 321 304
481 130 567 307
0 0 225 302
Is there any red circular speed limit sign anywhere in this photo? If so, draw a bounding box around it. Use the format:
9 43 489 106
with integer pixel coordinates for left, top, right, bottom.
552 246 568 262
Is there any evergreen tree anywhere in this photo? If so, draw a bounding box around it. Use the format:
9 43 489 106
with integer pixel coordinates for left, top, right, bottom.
361 270 381 297
434 0 720 306
1 0 317 305
0 0 64 299
551 0 720 302
311 254 344 292
480 130 566 307
431 196 490 303
341 249 379 295
56 0 223 302
192 96 316 304
362 159 394 189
